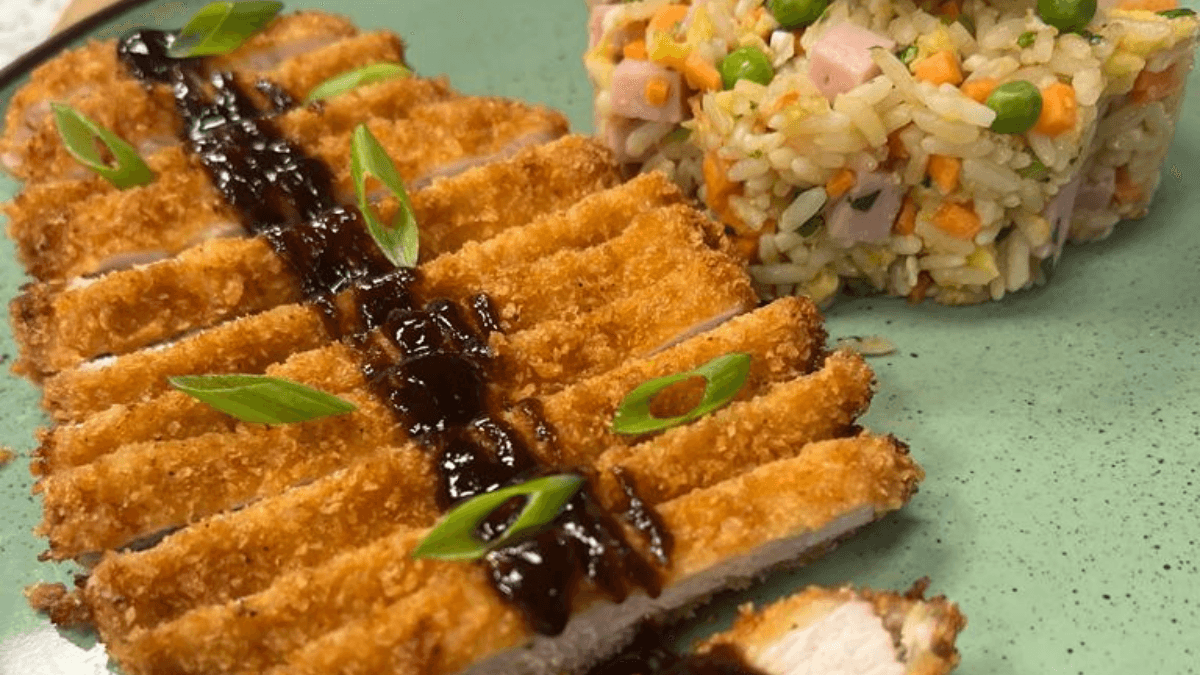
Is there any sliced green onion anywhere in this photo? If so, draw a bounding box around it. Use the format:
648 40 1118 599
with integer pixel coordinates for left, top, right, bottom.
168 374 357 424
350 124 419 267
412 474 585 561
168 1 284 58
1017 158 1049 180
797 213 824 237
611 353 751 435
304 63 412 104
1158 7 1196 18
1017 31 1036 48
897 45 918 65
50 103 154 189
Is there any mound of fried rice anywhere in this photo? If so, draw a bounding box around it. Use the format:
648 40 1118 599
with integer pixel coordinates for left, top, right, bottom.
585 0 1198 305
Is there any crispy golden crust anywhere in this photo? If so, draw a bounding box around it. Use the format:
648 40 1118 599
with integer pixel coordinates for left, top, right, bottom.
593 350 875 507
12 237 299 381
222 435 917 675
529 297 826 468
701 581 966 675
1 12 361 184
41 303 330 424
78 300 823 639
34 342 364 477
6 77 455 283
12 136 616 381
255 30 406 101
5 147 238 281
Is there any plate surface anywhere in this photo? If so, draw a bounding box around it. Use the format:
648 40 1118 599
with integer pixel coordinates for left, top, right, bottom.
1 1 1198 673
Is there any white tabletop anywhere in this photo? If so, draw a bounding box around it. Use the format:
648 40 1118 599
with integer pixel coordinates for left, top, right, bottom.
0 0 73 70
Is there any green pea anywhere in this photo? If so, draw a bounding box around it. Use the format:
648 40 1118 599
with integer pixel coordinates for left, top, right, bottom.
769 0 828 28
1036 0 1097 33
719 47 775 89
986 80 1043 135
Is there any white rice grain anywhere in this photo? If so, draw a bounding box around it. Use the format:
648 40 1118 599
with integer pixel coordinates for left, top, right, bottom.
779 187 829 232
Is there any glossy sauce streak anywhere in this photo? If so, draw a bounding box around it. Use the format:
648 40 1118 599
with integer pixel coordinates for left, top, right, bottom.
117 28 663 638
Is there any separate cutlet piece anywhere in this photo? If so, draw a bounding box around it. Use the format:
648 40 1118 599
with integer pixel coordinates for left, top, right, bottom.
36 231 756 557
0 12 361 183
76 299 827 637
696 581 965 675
12 136 620 380
246 30 406 102
106 435 918 675
6 77 456 282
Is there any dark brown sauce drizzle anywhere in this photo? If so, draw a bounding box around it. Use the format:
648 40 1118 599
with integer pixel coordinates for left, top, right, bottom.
612 467 673 566
586 624 769 675
116 28 664 638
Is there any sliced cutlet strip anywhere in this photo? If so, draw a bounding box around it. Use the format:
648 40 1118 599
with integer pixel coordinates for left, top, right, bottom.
7 77 455 282
5 147 242 281
110 434 918 675
697 582 965 675
244 30 407 102
490 205 757 399
13 136 619 379
78 299 825 636
12 237 300 382
0 12 360 183
36 384 406 559
41 303 330 424
312 97 569 199
33 342 364 477
36 218 757 555
591 350 875 506
529 297 826 468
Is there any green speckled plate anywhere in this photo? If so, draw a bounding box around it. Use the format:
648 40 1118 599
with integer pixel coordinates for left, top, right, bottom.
1 1 1198 673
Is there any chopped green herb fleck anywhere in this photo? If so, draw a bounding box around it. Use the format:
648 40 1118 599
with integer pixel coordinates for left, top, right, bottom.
850 190 882 211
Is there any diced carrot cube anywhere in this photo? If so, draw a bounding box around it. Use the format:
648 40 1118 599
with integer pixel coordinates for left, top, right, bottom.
935 0 962 20
644 77 671 106
1117 0 1177 10
825 168 856 199
912 50 963 86
960 77 998 104
649 4 690 34
893 194 918 235
887 127 910 161
927 154 961 195
1130 63 1181 104
932 201 981 239
682 52 722 91
1034 82 1077 137
1113 166 1142 205
623 40 648 60
703 151 744 228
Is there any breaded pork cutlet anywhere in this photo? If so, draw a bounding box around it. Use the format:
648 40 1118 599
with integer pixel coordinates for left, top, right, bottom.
12 135 622 381
668 581 965 675
6 76 457 281
96 436 918 675
74 299 832 637
7 10 948 675
0 12 386 183
34 208 757 557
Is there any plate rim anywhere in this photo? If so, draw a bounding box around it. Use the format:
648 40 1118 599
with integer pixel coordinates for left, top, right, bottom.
0 0 157 90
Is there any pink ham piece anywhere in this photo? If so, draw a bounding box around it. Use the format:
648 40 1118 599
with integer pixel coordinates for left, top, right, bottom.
609 59 685 123
808 23 896 101
826 172 902 244
1038 174 1082 262
1075 166 1116 212
589 4 619 49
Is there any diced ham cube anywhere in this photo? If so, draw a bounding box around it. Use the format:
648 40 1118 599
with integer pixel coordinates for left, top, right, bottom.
1041 174 1082 262
1075 167 1115 211
826 172 903 244
609 59 685 123
589 4 619 49
808 23 896 101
